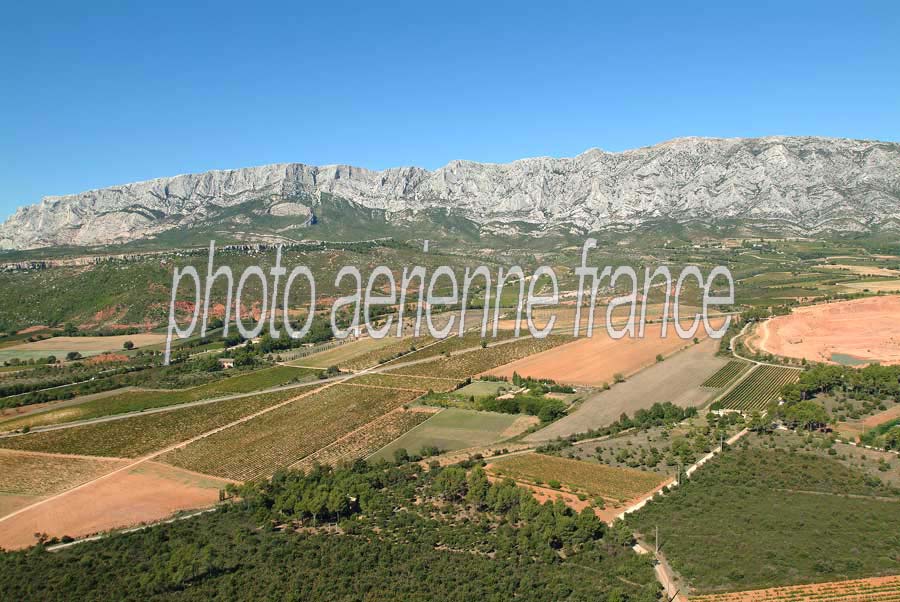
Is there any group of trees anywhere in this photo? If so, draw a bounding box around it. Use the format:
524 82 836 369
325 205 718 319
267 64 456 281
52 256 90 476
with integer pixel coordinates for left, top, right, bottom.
782 363 900 403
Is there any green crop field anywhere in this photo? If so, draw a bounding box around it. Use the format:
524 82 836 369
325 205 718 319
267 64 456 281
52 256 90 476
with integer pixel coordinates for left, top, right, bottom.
0 365 317 431
716 365 800 411
370 408 524 461
702 360 750 388
160 384 423 480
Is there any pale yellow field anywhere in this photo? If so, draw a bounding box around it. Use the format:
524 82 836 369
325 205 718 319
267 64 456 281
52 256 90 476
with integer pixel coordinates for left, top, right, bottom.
5 334 166 354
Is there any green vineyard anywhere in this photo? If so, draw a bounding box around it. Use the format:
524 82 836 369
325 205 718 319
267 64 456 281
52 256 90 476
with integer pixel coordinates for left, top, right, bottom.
702 360 750 388
716 365 800 412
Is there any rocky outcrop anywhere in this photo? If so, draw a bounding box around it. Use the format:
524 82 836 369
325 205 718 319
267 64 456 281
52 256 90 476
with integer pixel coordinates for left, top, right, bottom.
2 136 899 249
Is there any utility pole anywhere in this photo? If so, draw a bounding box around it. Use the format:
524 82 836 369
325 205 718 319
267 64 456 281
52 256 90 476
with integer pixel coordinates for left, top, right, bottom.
655 525 659 555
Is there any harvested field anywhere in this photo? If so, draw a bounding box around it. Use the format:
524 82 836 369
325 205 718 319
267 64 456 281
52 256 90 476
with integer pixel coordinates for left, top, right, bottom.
1 334 166 360
160 384 422 481
819 264 900 277
690 575 900 602
752 296 900 365
370 408 532 461
843 280 900 293
484 320 722 387
716 365 800 412
0 449 126 499
291 407 437 472
526 338 727 441
387 335 573 380
701 360 750 388
0 386 321 458
0 461 231 550
487 453 665 503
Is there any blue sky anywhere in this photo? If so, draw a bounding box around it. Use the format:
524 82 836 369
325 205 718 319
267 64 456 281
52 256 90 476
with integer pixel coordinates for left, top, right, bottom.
1 1 898 219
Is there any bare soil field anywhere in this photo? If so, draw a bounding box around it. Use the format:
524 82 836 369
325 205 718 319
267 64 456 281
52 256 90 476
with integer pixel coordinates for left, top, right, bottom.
0 461 231 550
483 319 722 387
690 574 900 602
525 338 727 441
752 296 900 365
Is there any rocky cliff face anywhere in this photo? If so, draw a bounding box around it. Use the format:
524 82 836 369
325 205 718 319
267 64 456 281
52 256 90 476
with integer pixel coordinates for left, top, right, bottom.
2 136 899 249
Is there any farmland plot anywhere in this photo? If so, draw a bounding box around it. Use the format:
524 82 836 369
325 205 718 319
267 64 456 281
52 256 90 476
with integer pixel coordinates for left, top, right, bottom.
716 365 799 412
0 365 316 432
346 373 461 393
387 335 573 380
702 360 750 388
291 408 437 472
488 453 665 503
160 384 422 481
0 386 321 458
691 575 900 602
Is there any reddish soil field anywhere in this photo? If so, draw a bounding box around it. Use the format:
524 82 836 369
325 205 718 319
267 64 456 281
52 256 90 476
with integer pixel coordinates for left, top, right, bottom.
483 319 720 386
691 574 900 601
753 296 900 365
0 461 231 550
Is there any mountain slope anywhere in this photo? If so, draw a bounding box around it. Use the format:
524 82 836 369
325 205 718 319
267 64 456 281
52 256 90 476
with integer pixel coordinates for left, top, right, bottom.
2 136 899 249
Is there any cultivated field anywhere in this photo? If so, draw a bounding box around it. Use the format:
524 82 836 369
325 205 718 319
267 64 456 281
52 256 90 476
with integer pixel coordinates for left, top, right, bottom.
527 338 727 441
160 384 422 481
487 453 665 503
701 360 750 388
346 373 461 393
287 336 400 369
752 296 900 365
484 320 722 386
0 386 320 458
387 335 573 380
370 408 534 461
0 334 167 362
0 365 316 432
716 365 800 412
0 461 231 550
291 407 437 471
691 575 900 602
842 279 900 293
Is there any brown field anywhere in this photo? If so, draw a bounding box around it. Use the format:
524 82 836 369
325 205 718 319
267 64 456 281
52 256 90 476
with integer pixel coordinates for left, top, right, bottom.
526 338 726 441
819 263 900 277
690 574 900 602
0 449 127 499
0 461 231 550
842 279 900 293
753 296 900 365
4 333 166 355
484 319 721 387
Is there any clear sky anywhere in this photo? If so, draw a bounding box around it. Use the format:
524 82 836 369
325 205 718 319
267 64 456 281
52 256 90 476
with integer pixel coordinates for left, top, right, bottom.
2 1 898 219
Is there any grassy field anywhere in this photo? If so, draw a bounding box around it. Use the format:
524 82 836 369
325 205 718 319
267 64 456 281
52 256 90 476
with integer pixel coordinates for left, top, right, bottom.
628 446 900 594
160 384 423 480
0 365 317 431
370 408 527 461
455 380 512 397
0 334 167 362
488 453 665 502
716 365 800 411
0 385 322 458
